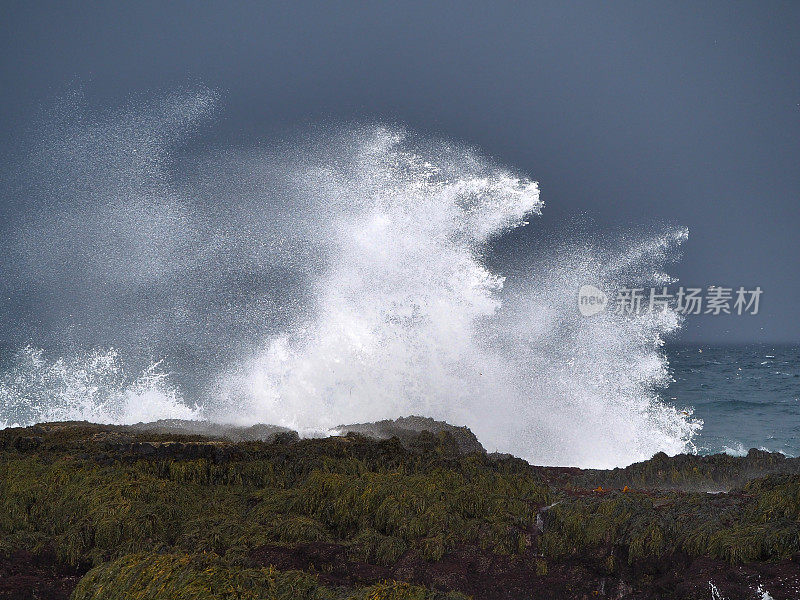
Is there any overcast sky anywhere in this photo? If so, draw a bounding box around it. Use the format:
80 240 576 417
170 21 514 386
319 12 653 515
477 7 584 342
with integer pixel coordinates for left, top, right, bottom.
1 1 798 343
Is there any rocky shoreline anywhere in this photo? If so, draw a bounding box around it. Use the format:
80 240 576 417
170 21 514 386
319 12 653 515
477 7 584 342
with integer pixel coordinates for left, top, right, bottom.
1 419 798 599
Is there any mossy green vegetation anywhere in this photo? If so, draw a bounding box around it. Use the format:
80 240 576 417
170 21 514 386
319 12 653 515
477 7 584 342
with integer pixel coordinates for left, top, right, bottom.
0 421 798 600
71 553 468 600
574 447 800 491
0 432 549 569
539 479 800 565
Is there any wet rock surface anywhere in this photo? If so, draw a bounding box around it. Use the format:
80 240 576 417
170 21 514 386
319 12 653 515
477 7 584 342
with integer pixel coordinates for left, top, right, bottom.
0 549 83 600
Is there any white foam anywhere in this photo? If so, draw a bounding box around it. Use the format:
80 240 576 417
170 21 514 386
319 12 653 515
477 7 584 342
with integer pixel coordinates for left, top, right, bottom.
722 442 748 457
756 584 775 600
0 346 200 427
209 126 700 468
0 93 701 467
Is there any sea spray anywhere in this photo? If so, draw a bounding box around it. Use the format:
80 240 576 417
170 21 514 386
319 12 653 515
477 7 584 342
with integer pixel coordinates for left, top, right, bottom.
0 346 199 425
211 127 699 467
0 91 700 467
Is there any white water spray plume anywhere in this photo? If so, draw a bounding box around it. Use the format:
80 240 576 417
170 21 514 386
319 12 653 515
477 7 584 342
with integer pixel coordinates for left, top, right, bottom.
0 90 700 468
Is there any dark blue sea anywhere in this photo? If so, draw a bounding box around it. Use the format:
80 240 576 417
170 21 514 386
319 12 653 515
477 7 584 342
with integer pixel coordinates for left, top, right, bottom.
666 344 800 458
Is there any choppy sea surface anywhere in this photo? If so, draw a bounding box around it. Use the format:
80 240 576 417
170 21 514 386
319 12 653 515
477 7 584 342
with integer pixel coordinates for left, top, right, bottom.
666 344 800 458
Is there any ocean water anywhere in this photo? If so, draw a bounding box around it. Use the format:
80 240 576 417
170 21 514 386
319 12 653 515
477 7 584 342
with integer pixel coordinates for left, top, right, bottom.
2 343 795 462
666 344 800 458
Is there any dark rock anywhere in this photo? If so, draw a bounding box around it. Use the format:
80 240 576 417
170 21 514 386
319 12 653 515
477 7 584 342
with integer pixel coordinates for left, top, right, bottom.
336 415 486 454
128 419 296 443
0 549 85 600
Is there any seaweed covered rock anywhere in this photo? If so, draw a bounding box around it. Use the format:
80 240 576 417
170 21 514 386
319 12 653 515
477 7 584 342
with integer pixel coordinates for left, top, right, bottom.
573 448 800 492
129 420 299 443
71 553 468 600
540 478 800 563
1 422 798 599
336 417 485 455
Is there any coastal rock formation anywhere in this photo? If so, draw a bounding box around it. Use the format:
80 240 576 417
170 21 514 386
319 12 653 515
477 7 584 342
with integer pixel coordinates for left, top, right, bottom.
336 416 486 455
0 421 797 599
129 419 298 443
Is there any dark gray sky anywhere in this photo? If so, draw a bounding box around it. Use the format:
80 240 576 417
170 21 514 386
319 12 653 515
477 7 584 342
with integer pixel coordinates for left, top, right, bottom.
1 1 798 343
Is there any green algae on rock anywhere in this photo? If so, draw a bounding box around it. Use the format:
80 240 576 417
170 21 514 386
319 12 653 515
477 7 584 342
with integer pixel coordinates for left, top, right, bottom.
0 420 798 600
